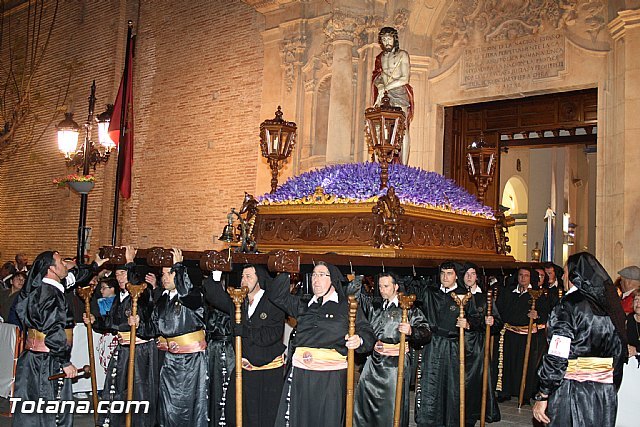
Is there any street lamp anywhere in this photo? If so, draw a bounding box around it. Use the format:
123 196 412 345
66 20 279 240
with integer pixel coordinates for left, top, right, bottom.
364 92 406 189
57 100 114 170
56 81 115 262
57 113 81 157
259 106 297 193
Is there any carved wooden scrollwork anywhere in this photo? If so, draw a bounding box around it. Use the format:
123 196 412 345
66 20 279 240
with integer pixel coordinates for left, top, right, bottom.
254 199 503 257
239 192 259 252
372 186 405 249
493 209 514 255
99 246 126 265
199 250 232 272
267 250 301 273
147 247 173 267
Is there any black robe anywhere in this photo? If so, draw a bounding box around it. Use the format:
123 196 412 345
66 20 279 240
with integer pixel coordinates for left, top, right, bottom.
13 281 74 427
545 284 562 308
537 289 623 426
414 284 483 427
352 279 431 427
467 289 501 424
494 285 550 402
204 275 286 427
204 302 235 427
94 270 158 427
266 273 376 427
152 263 208 427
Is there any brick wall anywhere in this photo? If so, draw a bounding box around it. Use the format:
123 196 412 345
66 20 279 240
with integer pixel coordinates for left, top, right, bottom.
0 0 265 261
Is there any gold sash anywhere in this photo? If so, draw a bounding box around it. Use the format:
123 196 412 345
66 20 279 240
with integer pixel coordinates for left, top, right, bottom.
26 328 74 352
157 336 168 351
292 347 347 371
242 354 284 371
117 331 150 345
565 357 614 383
165 330 207 354
504 323 546 335
374 340 408 357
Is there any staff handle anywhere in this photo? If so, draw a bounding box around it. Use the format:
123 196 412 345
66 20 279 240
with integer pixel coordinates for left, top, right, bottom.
518 289 543 408
345 295 358 427
77 284 99 423
451 292 472 427
393 293 416 427
228 286 249 427
48 364 91 381
125 283 146 427
480 289 493 427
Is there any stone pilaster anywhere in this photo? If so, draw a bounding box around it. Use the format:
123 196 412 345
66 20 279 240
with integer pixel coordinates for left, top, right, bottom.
324 10 362 164
604 9 640 272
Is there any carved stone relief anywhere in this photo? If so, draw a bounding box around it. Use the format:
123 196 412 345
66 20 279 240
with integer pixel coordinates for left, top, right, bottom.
324 9 365 42
281 35 308 92
431 0 608 80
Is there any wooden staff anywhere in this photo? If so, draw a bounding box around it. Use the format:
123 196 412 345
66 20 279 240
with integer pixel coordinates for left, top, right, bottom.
518 288 544 408
125 283 147 427
490 285 499 360
49 365 91 381
393 293 416 427
451 292 473 427
345 295 358 427
480 289 493 427
77 284 99 423
228 286 249 427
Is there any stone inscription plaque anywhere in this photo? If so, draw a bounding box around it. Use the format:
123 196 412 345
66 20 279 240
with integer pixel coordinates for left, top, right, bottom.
462 32 565 90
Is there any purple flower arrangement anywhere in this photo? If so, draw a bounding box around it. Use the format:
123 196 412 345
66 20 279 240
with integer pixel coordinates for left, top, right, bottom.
259 162 494 218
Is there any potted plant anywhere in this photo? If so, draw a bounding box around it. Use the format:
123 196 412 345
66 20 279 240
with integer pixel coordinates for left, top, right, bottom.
53 174 96 194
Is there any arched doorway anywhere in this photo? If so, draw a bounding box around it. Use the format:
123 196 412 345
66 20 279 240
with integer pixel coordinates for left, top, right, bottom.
443 89 597 264
501 175 528 261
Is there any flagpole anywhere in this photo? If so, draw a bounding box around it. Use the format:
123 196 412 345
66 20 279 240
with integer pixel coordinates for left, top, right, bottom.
111 20 133 246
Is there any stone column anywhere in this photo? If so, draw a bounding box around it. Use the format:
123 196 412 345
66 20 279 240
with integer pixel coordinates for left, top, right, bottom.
280 31 307 176
324 11 361 164
605 10 640 272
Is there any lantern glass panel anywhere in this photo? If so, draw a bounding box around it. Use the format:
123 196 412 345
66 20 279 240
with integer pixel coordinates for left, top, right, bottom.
487 153 495 175
467 153 476 175
271 130 280 154
58 129 79 156
384 118 398 145
373 121 381 146
97 120 116 150
281 132 292 155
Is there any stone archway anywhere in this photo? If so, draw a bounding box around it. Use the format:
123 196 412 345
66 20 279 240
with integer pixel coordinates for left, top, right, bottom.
502 175 528 261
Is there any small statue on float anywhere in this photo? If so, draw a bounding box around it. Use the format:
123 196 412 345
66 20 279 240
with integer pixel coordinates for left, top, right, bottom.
371 27 414 165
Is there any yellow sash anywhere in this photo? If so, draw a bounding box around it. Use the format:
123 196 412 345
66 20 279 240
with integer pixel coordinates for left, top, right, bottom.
374 341 408 357
26 328 74 352
292 347 347 371
565 357 613 383
117 331 150 345
165 330 207 354
242 354 284 371
504 323 546 335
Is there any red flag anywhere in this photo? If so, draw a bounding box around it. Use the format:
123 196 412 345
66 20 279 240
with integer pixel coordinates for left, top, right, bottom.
109 35 134 199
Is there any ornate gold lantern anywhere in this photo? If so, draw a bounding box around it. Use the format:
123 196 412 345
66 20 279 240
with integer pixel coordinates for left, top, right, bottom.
465 133 497 204
364 93 406 190
259 106 297 193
